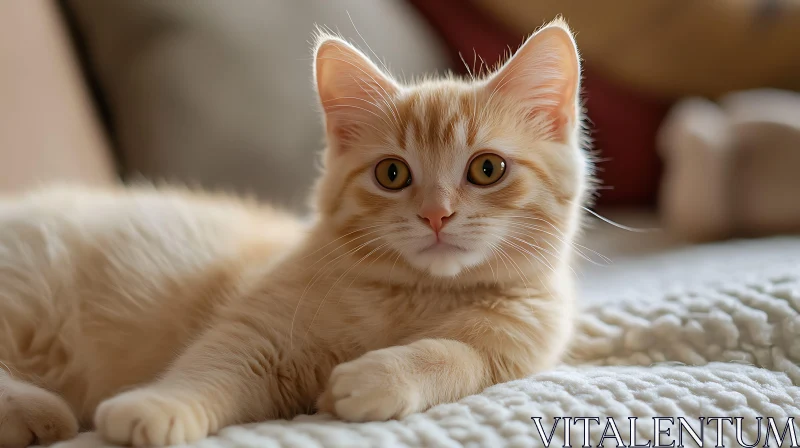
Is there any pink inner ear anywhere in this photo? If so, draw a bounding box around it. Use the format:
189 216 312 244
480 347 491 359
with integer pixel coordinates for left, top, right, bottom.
329 122 361 151
495 73 576 142
525 106 570 140
315 38 400 154
486 26 580 142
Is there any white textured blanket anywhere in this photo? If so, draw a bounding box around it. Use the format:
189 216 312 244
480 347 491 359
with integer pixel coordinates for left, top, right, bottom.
55 237 800 447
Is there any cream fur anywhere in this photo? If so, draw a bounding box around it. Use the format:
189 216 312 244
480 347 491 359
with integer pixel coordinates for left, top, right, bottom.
0 19 588 447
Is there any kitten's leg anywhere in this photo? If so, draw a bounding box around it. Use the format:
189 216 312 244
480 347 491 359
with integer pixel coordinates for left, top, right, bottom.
318 301 569 422
0 368 79 447
94 324 301 447
317 339 491 422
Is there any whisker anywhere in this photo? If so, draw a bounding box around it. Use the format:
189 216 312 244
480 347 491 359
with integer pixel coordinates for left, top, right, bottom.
494 242 531 294
496 215 568 236
338 242 393 304
300 223 386 261
304 227 387 270
486 232 553 298
512 221 614 266
304 234 386 295
580 206 660 233
290 235 384 349
489 216 612 265
506 221 611 266
302 241 392 346
478 245 497 282
503 234 558 274
487 243 511 281
500 239 554 299
388 245 405 283
504 230 578 277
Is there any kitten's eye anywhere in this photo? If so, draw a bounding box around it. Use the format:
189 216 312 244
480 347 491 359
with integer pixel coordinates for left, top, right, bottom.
375 158 412 190
467 153 506 186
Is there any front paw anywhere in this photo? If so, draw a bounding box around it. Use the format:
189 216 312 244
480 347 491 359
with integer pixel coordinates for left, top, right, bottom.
317 347 422 422
0 381 78 447
94 388 211 447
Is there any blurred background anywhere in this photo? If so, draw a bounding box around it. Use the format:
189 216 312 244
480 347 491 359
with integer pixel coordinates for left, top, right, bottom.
2 0 800 250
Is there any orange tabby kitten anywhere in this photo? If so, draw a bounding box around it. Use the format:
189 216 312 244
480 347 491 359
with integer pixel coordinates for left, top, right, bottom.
0 19 588 447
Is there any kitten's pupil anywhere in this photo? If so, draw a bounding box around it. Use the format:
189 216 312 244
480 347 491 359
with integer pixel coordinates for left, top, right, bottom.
482 159 494 178
388 163 398 182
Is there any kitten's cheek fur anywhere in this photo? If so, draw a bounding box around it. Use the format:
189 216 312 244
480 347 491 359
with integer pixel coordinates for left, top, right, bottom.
317 348 422 422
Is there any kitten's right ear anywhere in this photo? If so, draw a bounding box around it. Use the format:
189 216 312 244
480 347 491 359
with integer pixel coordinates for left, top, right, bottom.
314 34 399 154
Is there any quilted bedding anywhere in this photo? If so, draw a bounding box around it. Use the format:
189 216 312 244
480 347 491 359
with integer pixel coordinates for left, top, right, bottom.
55 236 800 447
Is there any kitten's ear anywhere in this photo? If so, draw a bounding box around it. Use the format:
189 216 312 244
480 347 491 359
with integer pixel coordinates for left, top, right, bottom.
314 34 399 154
486 19 581 142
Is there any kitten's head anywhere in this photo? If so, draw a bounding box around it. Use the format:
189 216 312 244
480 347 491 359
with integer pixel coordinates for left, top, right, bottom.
311 19 590 279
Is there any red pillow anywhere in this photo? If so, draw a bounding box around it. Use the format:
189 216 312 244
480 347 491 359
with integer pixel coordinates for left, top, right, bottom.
406 0 669 207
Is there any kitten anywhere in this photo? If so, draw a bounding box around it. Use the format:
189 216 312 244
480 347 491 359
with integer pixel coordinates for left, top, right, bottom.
0 18 589 447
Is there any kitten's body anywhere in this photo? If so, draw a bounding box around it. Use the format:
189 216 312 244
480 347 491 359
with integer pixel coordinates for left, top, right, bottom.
0 188 303 431
0 20 588 447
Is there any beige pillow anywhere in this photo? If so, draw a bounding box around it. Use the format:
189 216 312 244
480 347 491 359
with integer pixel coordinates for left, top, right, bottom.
65 0 449 211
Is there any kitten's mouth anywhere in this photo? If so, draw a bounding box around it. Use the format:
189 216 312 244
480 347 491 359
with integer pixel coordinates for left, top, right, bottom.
419 241 467 254
414 240 476 277
408 238 483 277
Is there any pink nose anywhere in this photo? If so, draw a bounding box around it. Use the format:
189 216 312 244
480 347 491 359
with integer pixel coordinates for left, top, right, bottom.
418 206 454 233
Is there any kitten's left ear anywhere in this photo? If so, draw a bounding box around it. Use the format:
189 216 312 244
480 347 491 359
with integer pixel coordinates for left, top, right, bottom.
314 34 400 154
486 19 581 142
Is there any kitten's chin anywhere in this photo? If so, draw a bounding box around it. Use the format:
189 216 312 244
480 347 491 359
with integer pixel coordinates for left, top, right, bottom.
407 246 484 278
426 258 463 277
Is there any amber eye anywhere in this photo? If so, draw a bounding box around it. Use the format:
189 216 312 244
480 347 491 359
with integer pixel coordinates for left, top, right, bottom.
375 158 412 190
467 153 506 186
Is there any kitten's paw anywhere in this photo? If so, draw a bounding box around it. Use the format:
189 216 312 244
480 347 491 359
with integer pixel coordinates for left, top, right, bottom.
318 348 422 422
94 389 211 447
0 381 78 447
